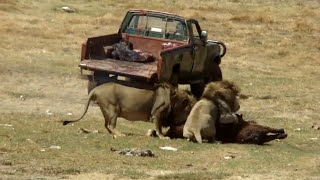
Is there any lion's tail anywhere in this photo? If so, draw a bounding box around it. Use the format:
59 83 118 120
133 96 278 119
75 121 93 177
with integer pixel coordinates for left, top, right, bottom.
62 90 95 126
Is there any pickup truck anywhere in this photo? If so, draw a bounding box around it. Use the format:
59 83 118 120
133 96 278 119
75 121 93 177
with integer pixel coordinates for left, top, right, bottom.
79 9 226 97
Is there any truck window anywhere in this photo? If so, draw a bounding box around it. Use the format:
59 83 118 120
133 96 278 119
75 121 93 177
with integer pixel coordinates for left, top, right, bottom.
123 14 187 41
146 16 166 38
191 23 200 40
125 15 147 35
166 19 187 41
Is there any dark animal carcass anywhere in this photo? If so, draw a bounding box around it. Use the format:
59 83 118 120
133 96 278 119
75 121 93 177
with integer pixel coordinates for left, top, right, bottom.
216 114 287 145
104 41 155 63
164 114 287 145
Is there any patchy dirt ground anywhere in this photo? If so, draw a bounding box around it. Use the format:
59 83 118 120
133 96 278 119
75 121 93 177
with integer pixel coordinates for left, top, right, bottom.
0 0 319 179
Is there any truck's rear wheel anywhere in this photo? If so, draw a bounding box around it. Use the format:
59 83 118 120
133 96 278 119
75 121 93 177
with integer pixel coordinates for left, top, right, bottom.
87 71 112 94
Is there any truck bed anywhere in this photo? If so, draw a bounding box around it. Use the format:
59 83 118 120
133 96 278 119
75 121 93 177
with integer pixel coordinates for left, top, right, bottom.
79 59 158 82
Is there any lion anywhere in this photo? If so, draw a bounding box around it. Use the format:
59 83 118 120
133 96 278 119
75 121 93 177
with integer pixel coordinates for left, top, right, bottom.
63 82 194 139
183 80 240 143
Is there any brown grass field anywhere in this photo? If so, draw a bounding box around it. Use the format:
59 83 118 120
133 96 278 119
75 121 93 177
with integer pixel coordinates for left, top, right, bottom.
0 0 319 179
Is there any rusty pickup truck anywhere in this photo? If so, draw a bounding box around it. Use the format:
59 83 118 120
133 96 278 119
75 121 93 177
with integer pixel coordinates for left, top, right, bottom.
79 9 226 97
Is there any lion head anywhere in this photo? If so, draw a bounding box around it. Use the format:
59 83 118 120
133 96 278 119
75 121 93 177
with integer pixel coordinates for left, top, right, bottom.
201 80 240 112
164 89 197 127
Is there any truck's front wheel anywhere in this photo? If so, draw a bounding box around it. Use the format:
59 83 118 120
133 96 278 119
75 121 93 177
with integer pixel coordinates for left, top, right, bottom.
211 62 222 81
191 62 222 98
190 83 205 99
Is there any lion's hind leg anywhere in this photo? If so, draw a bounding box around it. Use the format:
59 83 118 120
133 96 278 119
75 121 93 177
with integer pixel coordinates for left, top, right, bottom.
183 128 202 143
99 102 125 138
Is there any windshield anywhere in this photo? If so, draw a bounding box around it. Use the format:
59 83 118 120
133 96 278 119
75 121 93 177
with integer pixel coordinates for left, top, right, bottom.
123 14 187 41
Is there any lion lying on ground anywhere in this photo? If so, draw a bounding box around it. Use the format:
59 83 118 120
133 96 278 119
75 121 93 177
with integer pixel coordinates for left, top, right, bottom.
63 83 195 139
183 80 240 143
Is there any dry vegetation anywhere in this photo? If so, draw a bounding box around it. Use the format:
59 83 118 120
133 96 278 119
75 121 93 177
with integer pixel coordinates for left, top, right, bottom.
0 0 319 179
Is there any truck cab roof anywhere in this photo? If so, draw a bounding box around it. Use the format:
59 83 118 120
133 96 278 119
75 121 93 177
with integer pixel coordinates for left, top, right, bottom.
127 9 185 20
120 10 192 42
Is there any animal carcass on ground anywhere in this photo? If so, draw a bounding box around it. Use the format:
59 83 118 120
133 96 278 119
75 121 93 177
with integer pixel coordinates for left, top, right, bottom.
216 114 287 145
164 114 287 145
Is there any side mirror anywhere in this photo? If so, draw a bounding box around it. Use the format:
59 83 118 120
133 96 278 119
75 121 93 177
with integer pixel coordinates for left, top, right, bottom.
201 30 207 42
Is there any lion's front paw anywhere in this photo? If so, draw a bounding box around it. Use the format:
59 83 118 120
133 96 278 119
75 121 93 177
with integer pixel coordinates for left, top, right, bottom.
112 133 126 139
146 129 158 137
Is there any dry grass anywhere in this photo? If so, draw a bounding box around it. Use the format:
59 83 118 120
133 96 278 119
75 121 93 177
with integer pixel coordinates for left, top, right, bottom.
0 0 319 179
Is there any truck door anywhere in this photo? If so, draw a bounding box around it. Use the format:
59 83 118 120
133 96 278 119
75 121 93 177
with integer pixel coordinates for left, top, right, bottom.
188 20 208 82
159 20 194 84
159 44 193 84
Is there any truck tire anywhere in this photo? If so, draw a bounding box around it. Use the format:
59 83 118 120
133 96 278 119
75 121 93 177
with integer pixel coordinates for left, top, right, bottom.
87 71 112 94
170 64 180 87
190 83 205 99
211 62 222 81
191 62 222 98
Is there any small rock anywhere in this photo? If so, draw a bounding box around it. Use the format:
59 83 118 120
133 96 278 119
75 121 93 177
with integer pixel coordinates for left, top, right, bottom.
239 93 250 99
67 112 73 116
61 6 76 13
310 138 318 140
49 145 61 150
40 149 46 152
311 123 319 130
2 160 13 166
223 155 235 160
79 128 99 134
19 95 25 101
0 124 13 127
159 146 178 151
258 95 277 99
46 109 53 115
294 128 301 131
186 164 193 167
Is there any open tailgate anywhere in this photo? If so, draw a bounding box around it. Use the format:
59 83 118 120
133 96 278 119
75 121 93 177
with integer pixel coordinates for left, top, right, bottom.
79 59 158 82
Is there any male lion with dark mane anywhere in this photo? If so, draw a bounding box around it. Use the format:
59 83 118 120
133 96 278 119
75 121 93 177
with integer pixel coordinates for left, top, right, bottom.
183 80 240 143
63 82 195 139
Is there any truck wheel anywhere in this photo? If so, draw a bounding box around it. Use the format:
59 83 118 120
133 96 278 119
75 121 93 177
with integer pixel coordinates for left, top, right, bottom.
211 62 222 81
191 83 205 99
87 80 97 94
170 72 179 87
170 64 180 87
